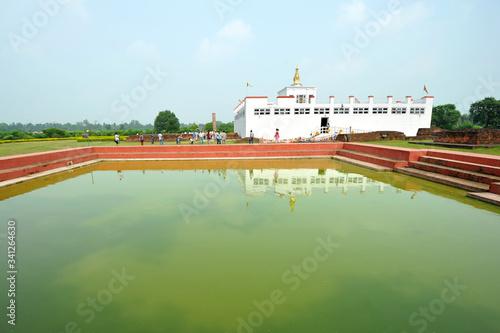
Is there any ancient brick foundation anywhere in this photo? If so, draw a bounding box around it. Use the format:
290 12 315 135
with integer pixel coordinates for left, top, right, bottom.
434 129 500 145
410 127 445 140
335 131 406 142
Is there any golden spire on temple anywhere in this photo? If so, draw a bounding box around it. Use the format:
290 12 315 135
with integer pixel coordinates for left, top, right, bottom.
293 65 300 85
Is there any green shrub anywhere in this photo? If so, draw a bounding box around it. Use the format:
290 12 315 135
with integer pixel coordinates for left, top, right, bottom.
43 128 69 138
459 121 474 129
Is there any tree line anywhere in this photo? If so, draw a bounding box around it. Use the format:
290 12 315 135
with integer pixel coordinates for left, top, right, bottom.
3 98 496 141
432 97 500 130
0 111 235 140
153 110 234 133
0 119 154 133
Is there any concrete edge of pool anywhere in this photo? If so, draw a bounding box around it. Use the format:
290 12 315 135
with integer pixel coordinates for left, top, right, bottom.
1 143 499 205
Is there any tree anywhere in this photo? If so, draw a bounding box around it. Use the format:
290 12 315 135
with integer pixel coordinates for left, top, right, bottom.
459 113 470 124
219 121 234 133
154 110 180 133
431 104 461 129
469 97 500 129
42 128 69 138
203 121 234 132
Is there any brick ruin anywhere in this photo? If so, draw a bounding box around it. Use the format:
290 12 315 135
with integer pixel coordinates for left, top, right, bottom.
334 131 406 142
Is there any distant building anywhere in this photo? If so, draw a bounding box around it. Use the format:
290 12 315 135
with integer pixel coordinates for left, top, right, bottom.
234 66 434 140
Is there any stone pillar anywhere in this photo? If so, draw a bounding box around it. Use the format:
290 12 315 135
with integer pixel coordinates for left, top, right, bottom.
212 113 217 131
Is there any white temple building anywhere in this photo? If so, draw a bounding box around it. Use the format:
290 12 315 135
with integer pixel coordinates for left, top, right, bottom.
234 66 434 140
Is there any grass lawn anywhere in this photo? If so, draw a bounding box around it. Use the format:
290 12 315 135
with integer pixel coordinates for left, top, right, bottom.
0 139 499 157
0 139 240 157
362 140 500 156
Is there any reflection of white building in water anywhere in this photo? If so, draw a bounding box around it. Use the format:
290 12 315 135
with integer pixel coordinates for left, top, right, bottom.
234 169 386 199
234 66 434 140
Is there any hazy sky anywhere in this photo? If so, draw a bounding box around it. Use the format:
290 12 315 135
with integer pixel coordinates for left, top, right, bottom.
1 0 499 125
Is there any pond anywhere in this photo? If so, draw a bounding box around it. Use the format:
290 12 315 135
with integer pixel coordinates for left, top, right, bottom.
1 159 499 333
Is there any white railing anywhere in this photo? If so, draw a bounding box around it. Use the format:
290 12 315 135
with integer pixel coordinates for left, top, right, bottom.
331 126 370 134
309 126 370 138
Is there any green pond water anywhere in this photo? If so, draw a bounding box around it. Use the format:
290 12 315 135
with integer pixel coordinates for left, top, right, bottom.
1 159 500 333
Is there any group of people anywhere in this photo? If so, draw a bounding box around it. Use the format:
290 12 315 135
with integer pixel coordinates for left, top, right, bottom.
136 132 165 145
115 128 282 146
127 131 228 145
190 130 226 145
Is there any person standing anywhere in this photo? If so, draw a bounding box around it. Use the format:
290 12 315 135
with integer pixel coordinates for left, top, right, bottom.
275 129 279 143
222 131 226 144
151 132 155 144
199 131 204 144
217 131 222 144
158 132 164 145
176 133 182 145
139 133 144 146
249 130 254 144
114 133 120 145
